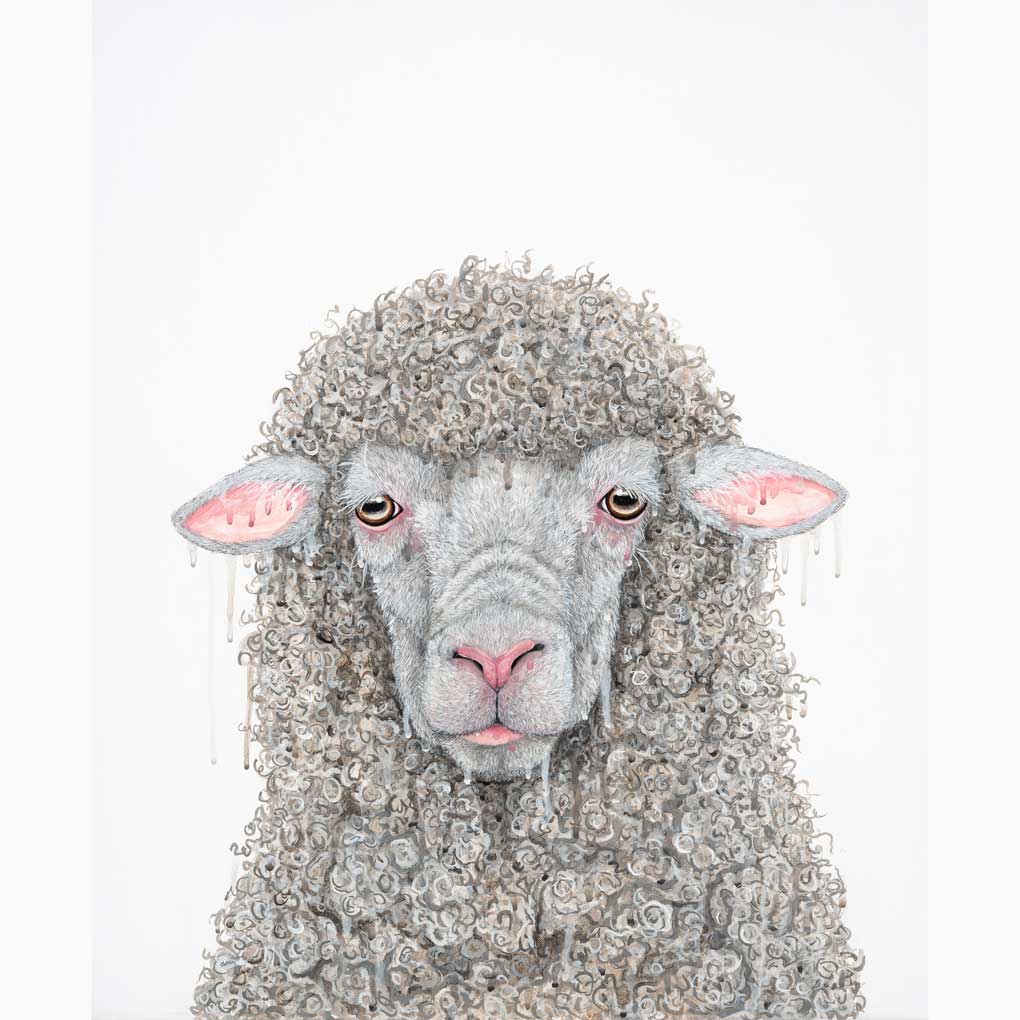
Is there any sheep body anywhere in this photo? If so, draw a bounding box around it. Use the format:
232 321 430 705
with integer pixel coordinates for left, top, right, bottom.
193 256 864 1019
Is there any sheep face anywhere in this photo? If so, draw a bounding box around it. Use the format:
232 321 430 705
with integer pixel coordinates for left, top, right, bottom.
342 436 662 780
173 440 846 785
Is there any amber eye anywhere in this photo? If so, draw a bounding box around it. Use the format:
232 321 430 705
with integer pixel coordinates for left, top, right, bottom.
355 495 401 527
601 486 647 521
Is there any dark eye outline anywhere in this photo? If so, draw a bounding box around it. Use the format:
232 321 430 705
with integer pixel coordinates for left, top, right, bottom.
354 494 402 527
600 486 647 522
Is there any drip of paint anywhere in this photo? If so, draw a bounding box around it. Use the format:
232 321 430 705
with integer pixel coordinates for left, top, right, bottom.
402 703 412 739
799 534 810 606
243 662 254 770
600 672 612 730
541 751 553 823
302 538 318 565
229 853 241 889
206 556 217 766
833 513 844 578
242 553 252 568
503 457 513 491
739 534 752 577
381 748 393 787
189 543 198 568
464 766 472 786
342 915 351 937
813 529 821 556
697 522 707 545
562 921 575 982
780 538 790 575
225 555 237 643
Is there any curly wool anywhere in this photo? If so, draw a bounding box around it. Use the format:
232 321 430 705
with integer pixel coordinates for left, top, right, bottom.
195 255 864 1019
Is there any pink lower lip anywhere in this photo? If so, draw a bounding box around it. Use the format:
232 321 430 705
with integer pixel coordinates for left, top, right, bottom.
463 724 523 746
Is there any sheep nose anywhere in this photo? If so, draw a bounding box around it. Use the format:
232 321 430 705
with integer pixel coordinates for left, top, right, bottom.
452 640 544 690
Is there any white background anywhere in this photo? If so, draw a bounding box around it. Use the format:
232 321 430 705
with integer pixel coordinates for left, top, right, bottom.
94 2 926 1018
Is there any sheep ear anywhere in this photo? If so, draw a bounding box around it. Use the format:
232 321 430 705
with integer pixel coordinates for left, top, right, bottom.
171 455 328 555
674 445 847 541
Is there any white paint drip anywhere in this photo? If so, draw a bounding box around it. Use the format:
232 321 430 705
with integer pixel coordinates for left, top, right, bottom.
600 672 612 730
833 513 844 578
754 885 769 1011
464 766 472 786
342 914 352 937
561 921 575 981
381 748 393 787
225 555 237 643
242 553 252 568
188 543 198 568
780 538 790 575
229 853 241 888
206 555 217 766
799 534 810 607
813 529 821 556
243 661 254 770
541 751 553 823
277 555 286 604
402 703 412 739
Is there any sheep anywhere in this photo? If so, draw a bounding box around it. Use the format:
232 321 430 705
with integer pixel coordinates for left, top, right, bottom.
172 255 864 1019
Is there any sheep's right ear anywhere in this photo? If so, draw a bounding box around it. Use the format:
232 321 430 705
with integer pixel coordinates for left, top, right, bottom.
171 455 328 555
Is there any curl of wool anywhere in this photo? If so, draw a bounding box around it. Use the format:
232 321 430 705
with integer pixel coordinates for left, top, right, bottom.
195 255 864 1019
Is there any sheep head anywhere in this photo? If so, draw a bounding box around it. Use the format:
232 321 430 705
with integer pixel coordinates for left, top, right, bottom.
169 258 864 1019
173 440 844 781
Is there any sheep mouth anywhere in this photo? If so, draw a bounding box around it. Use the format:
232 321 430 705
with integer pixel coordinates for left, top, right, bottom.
462 724 523 746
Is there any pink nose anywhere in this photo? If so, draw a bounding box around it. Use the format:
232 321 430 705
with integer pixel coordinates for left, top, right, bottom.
452 640 544 690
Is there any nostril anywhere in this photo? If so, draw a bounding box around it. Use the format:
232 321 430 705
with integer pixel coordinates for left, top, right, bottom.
509 641 544 673
452 650 485 673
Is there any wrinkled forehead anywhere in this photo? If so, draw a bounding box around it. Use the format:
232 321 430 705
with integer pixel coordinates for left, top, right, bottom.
340 438 663 512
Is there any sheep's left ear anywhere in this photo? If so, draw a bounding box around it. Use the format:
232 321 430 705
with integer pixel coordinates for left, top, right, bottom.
673 445 847 541
171 455 328 555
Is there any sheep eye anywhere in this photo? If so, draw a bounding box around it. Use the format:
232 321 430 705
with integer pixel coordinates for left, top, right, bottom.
601 486 647 521
355 495 401 527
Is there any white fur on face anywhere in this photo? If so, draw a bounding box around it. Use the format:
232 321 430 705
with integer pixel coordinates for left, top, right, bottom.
342 438 661 779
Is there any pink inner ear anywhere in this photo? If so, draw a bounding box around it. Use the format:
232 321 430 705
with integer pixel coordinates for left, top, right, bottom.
183 481 309 544
694 472 835 528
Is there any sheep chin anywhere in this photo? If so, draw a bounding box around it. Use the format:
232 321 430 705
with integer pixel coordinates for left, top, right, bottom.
438 732 558 783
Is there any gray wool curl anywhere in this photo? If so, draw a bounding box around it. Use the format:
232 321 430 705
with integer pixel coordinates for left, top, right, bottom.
192 255 864 1019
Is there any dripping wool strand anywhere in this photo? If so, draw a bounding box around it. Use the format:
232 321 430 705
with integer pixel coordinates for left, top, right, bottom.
193 255 863 1020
